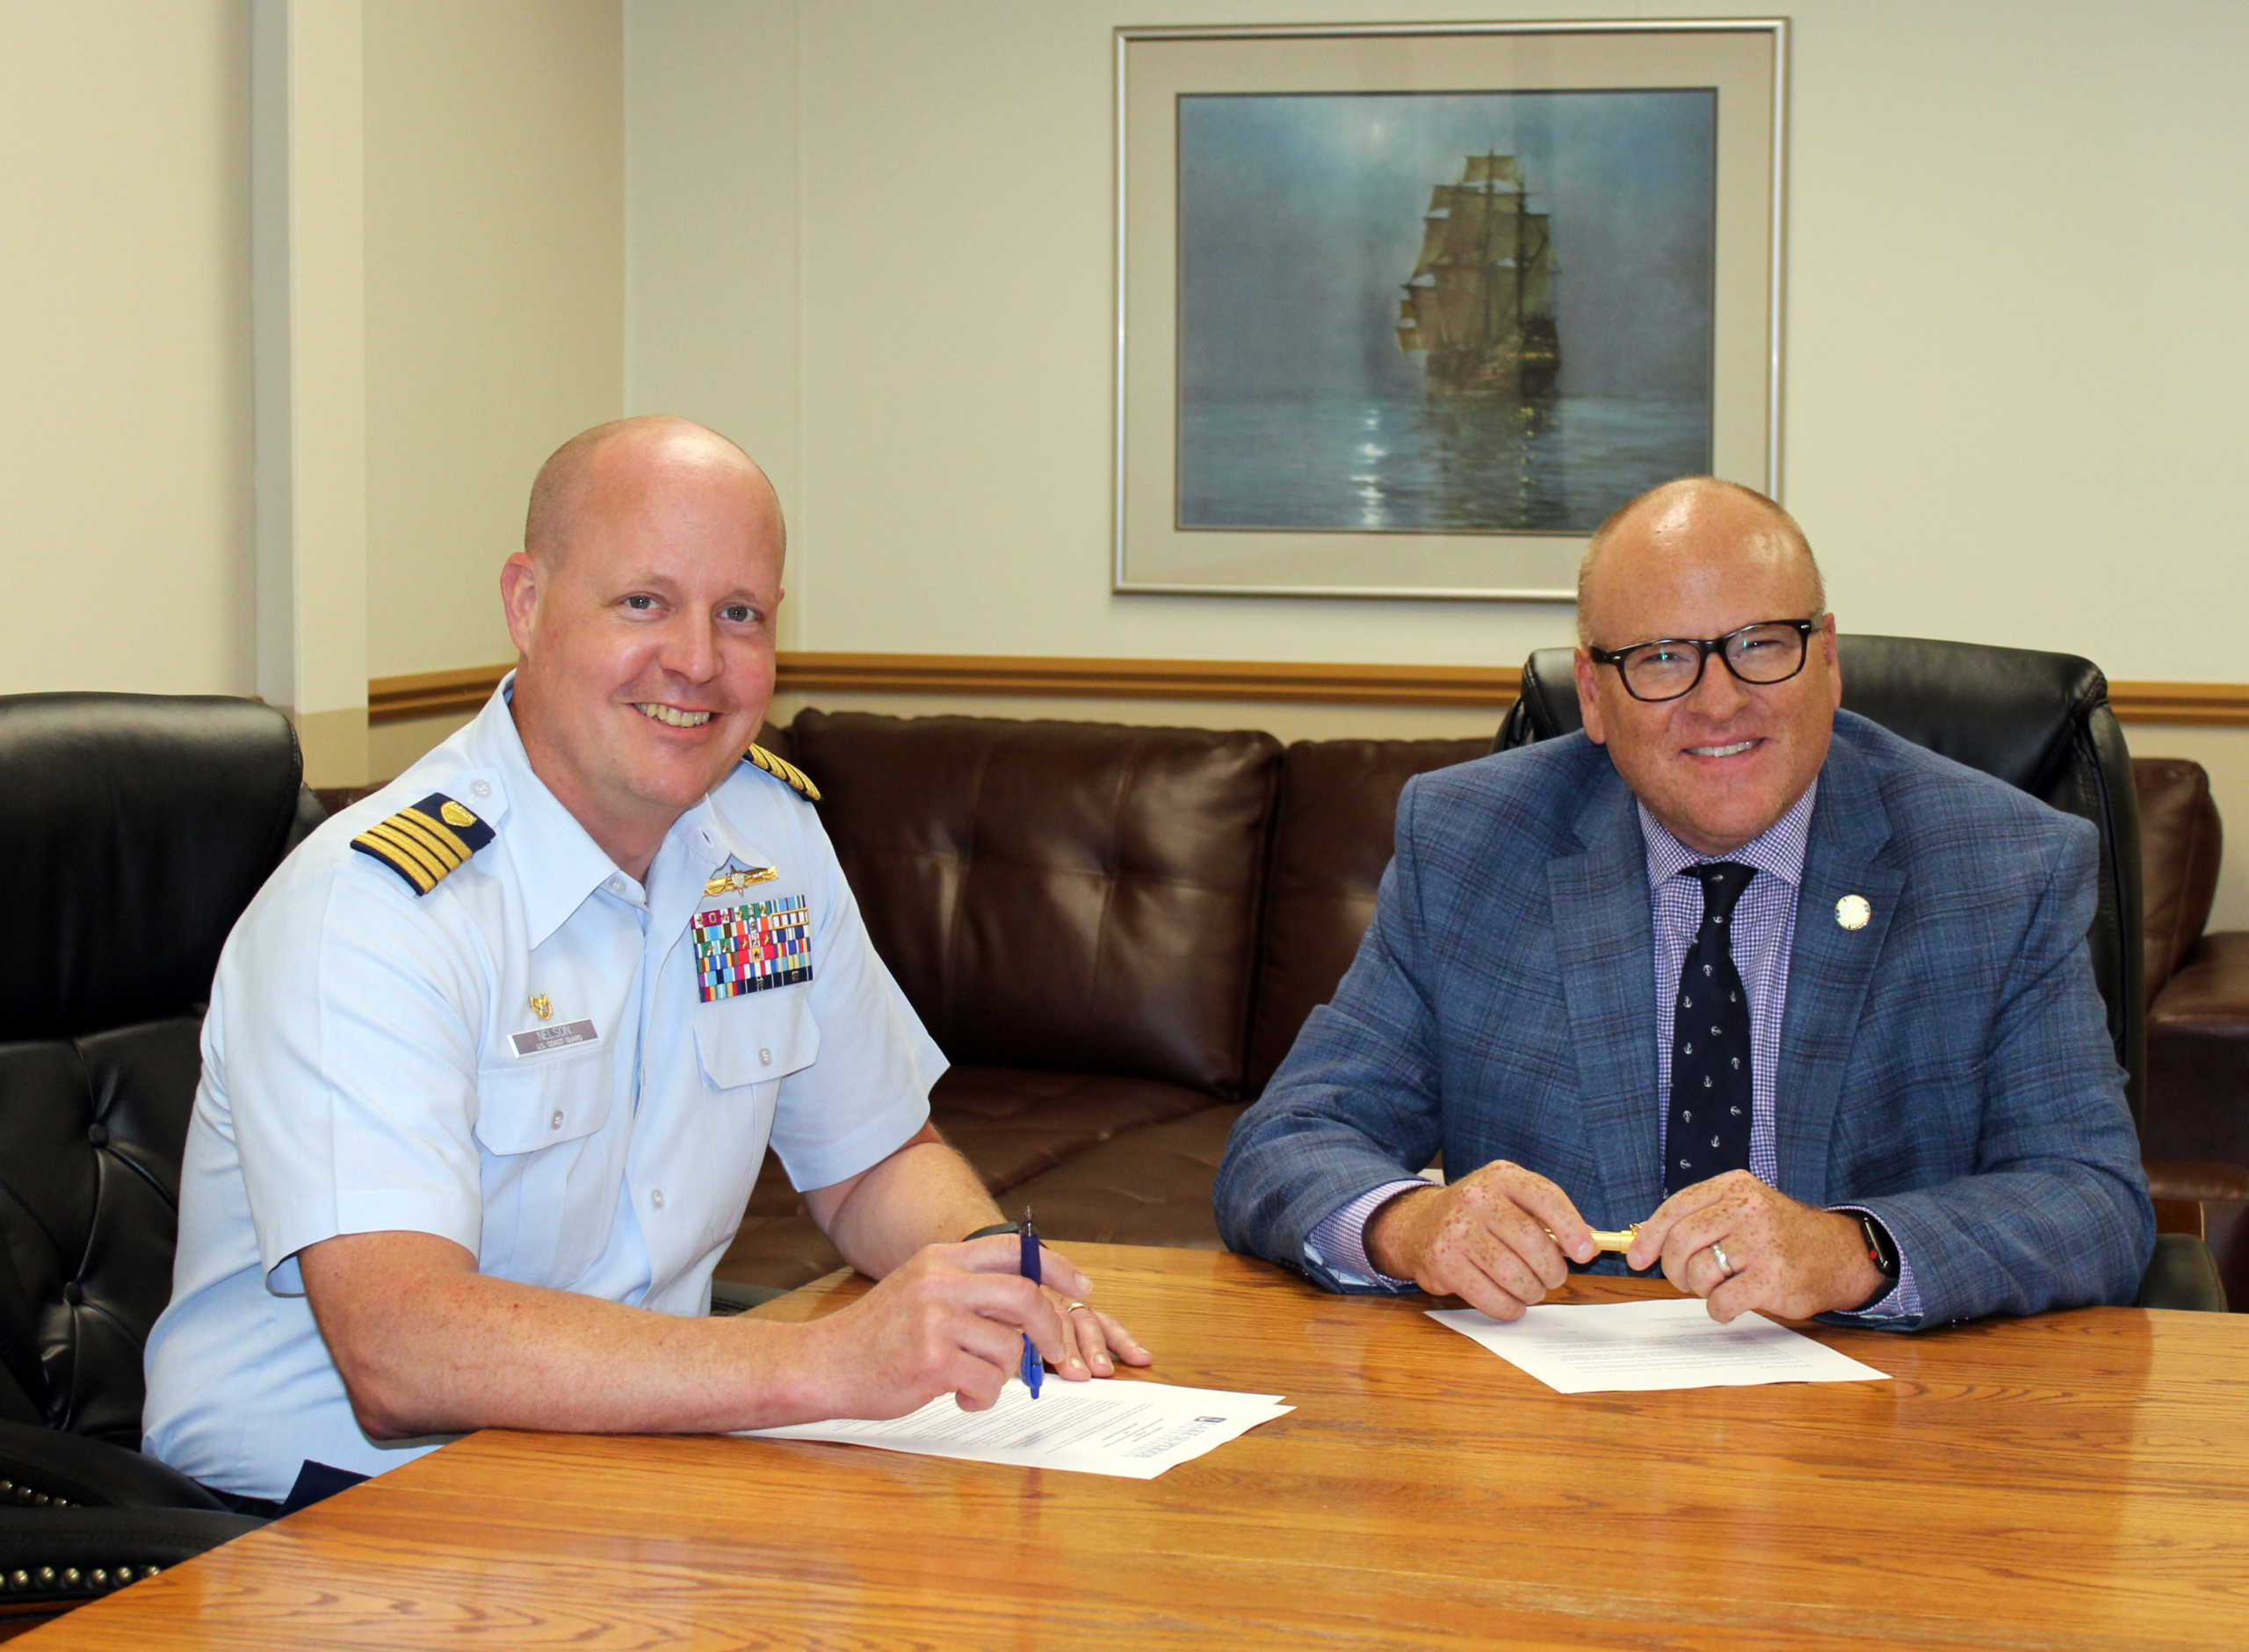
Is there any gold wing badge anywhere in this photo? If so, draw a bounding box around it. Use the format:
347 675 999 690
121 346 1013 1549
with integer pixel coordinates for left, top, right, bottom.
705 864 780 898
743 744 820 802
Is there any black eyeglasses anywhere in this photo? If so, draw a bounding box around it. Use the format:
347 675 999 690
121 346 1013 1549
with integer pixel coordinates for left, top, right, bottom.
1587 617 1823 703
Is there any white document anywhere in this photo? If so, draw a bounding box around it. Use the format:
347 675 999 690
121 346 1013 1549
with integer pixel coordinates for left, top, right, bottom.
1429 1297 1891 1394
737 1379 1292 1480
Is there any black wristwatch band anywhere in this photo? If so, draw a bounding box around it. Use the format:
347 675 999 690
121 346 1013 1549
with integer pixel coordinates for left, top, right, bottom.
962 1221 1021 1242
1859 1212 1901 1281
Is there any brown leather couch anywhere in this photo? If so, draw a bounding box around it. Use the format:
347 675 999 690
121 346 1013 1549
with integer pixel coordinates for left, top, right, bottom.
715 713 1489 1289
715 712 2249 1308
2135 759 2249 1308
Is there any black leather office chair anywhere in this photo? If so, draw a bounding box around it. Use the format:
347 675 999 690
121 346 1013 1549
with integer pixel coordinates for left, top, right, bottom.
1497 635 2225 1312
0 694 319 1620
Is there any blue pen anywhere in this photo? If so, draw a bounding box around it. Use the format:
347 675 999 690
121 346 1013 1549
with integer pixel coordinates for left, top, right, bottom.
1019 1207 1042 1398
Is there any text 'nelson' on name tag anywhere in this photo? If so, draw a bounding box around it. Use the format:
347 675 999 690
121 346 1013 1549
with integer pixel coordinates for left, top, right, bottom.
510 1019 600 1058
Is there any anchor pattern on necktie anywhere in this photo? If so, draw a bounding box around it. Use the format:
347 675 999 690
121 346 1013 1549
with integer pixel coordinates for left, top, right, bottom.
1666 861 1755 1197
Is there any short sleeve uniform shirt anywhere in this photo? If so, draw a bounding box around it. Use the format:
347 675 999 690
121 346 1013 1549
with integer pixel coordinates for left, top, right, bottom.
142 682 943 1500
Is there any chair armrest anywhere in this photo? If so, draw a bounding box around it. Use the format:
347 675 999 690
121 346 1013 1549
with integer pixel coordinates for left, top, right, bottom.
2134 1233 2229 1312
2144 932 2249 1165
0 1422 231 1511
0 1506 263 1608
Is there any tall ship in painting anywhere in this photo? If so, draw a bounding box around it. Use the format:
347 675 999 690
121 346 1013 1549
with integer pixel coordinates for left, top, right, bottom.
1395 151 1561 396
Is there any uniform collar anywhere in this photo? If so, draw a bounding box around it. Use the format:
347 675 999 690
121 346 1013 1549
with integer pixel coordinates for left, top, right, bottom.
454 677 775 947
1638 779 1819 891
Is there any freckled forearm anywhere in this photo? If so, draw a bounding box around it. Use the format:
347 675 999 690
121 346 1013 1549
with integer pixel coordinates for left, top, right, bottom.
815 1141 1002 1280
305 1236 837 1437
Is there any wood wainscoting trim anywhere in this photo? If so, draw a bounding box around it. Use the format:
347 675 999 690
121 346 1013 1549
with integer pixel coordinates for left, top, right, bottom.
367 654 2249 727
774 651 1523 707
2107 681 2249 727
368 664 511 724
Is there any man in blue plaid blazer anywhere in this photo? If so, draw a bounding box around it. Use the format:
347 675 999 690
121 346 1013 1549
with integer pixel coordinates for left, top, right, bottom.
1216 480 2152 1331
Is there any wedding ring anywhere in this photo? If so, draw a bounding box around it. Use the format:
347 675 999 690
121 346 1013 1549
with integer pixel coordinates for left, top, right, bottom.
1710 1242 1735 1278
1064 1301 1090 1314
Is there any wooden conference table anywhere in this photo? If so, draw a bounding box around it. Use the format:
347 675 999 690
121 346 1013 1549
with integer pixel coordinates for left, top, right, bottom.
23 1244 2249 1649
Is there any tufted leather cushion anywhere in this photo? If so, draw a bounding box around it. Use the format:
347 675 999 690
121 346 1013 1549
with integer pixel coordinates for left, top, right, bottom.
713 1065 1224 1291
1003 1106 1248 1248
2134 757 2222 1000
790 711 1282 1095
0 695 305 1444
1500 636 2146 1125
0 1024 203 1445
1247 737 1492 1093
2145 933 2249 1166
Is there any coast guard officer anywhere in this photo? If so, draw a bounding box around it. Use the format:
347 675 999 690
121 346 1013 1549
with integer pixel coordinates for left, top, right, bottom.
144 416 1146 1507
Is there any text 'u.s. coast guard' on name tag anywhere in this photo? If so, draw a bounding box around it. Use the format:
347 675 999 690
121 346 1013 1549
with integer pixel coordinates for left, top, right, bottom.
509 1019 601 1058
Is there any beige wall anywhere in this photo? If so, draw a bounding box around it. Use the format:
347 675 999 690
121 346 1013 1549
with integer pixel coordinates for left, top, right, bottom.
0 3 254 696
625 0 2249 682
364 0 625 679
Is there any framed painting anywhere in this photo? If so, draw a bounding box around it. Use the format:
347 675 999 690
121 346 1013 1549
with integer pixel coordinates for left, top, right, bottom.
1114 20 1788 601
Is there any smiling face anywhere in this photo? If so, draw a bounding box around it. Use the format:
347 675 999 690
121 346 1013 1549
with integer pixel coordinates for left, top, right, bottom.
501 422 783 876
1572 482 1840 856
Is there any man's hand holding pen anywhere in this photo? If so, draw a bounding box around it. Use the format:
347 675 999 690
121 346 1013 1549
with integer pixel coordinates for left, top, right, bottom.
1363 1160 1599 1322
1364 1158 1891 1326
789 1235 1151 1421
1626 1171 1888 1322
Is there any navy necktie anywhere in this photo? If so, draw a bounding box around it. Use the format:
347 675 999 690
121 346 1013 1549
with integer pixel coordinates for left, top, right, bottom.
1667 861 1754 1197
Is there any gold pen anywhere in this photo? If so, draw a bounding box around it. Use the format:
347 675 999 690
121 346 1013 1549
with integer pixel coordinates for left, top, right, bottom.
1550 1224 1641 1253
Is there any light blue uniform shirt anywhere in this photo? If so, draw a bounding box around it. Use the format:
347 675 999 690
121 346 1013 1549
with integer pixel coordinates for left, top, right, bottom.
143 682 943 1500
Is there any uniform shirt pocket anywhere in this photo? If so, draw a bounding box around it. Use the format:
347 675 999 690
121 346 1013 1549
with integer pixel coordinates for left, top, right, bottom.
473 1053 613 1155
692 987 820 1092
472 1054 620 1288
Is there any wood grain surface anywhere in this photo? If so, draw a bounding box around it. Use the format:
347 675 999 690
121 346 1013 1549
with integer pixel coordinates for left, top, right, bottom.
23 1246 2249 1650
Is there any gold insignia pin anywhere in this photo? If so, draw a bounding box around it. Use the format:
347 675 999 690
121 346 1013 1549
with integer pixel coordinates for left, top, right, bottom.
529 994 552 1021
704 865 780 898
440 799 479 829
1836 894 1871 931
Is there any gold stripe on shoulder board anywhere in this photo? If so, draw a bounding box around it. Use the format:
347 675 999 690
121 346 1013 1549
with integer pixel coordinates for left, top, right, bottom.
744 744 821 803
351 790 495 897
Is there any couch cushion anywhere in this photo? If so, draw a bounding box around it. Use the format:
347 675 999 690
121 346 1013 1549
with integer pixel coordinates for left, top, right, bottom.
2134 756 2222 1001
712 1065 1222 1292
1247 737 1492 1092
2146 931 2249 1168
928 1065 1215 1194
791 711 1282 1096
1004 1107 1248 1250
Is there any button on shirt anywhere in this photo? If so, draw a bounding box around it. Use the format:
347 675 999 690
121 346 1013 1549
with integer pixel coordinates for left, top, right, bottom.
143 682 944 1500
1306 782 1917 1319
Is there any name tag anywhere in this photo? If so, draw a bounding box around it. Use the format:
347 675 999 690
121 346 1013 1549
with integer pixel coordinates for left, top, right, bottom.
510 1019 600 1058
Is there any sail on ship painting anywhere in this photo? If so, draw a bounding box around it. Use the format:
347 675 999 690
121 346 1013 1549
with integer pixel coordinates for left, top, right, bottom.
1174 90 1717 537
1396 150 1562 398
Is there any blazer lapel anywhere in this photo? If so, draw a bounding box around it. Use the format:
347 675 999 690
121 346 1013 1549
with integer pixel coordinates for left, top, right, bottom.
1775 740 1904 1202
1549 779 1662 1224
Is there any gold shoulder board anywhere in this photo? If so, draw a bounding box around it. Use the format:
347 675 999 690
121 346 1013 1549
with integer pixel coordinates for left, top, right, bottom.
351 792 495 897
743 744 821 803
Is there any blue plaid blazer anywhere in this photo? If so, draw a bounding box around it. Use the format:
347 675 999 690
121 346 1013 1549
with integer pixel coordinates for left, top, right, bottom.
1215 711 2154 1328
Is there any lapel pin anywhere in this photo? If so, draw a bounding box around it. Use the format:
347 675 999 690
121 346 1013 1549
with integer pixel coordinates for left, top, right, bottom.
529 993 553 1021
1835 894 1870 931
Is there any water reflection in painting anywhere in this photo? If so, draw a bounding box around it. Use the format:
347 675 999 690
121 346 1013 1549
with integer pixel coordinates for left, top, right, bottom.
1176 90 1716 536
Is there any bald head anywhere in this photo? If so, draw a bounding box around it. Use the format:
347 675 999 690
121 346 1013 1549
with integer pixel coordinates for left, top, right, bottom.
524 415 782 572
1576 478 1821 646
